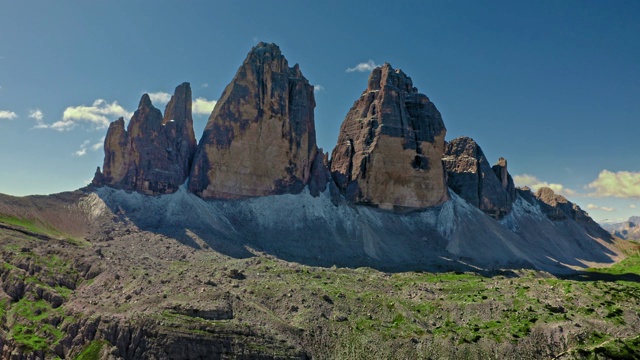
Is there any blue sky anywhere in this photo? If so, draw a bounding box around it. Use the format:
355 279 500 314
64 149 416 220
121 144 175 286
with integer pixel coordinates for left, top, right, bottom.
1 0 639 222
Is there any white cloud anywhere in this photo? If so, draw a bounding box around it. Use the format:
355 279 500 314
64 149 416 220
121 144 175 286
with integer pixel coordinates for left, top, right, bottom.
73 140 90 157
513 174 577 197
314 85 325 93
586 204 615 212
631 204 637 209
46 99 132 131
28 109 48 129
148 92 171 105
201 83 209 88
0 110 17 120
28 109 43 121
587 170 640 199
49 119 75 131
346 59 380 73
192 97 217 115
91 136 105 151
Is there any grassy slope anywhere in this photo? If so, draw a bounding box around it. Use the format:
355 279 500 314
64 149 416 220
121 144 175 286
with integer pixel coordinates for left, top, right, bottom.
1 213 639 359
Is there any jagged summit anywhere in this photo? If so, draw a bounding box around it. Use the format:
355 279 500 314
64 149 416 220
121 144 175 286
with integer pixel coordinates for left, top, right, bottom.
85 42 613 273
93 83 197 194
330 63 448 209
0 42 628 360
138 93 152 108
188 42 321 199
443 136 516 219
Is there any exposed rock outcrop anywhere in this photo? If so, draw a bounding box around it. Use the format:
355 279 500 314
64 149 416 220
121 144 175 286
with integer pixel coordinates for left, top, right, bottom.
492 157 516 201
330 63 448 209
443 136 514 219
91 167 104 186
161 82 198 183
189 42 320 199
532 187 592 223
516 186 612 240
94 83 197 194
308 149 332 197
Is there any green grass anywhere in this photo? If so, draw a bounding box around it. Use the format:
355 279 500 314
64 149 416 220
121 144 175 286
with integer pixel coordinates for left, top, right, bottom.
75 340 108 360
589 253 640 276
8 298 67 351
587 241 640 276
0 214 86 245
0 298 9 319
4 251 78 300
0 215 62 237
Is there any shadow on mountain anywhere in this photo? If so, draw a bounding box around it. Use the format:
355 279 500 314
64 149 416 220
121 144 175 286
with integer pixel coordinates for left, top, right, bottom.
559 271 640 283
86 186 622 276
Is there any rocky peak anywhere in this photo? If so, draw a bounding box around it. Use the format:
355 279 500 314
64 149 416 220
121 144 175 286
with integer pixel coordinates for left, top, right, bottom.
492 157 516 200
517 187 610 239
189 42 321 199
443 136 514 219
533 187 588 222
329 63 448 210
139 93 152 108
162 82 197 180
94 83 197 194
367 63 415 93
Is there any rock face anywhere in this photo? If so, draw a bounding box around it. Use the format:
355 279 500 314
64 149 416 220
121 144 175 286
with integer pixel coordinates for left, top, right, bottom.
492 157 516 201
532 187 591 222
162 82 198 182
443 136 515 218
517 186 612 240
189 42 319 199
95 83 197 194
329 63 448 209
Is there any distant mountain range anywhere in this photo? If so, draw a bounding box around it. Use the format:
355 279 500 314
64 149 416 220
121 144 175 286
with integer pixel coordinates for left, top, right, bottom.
601 216 640 240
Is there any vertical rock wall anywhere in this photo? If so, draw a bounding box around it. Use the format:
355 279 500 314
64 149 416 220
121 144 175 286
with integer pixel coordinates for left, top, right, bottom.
329 63 448 209
189 42 319 199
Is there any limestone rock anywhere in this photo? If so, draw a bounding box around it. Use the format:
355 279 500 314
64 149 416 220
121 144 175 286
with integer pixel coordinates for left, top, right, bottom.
99 117 128 186
91 167 104 187
189 42 318 199
162 82 198 182
96 83 197 194
533 187 583 221
329 63 448 209
308 149 331 197
492 157 516 201
519 186 612 240
443 136 514 218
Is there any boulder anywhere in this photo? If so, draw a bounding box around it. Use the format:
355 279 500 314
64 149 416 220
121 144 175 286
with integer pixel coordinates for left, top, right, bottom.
329 63 448 209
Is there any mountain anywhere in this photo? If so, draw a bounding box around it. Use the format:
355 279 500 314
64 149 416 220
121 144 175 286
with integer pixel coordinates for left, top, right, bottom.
443 136 515 219
93 83 197 194
601 216 640 240
189 42 323 199
0 42 632 359
330 63 448 209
